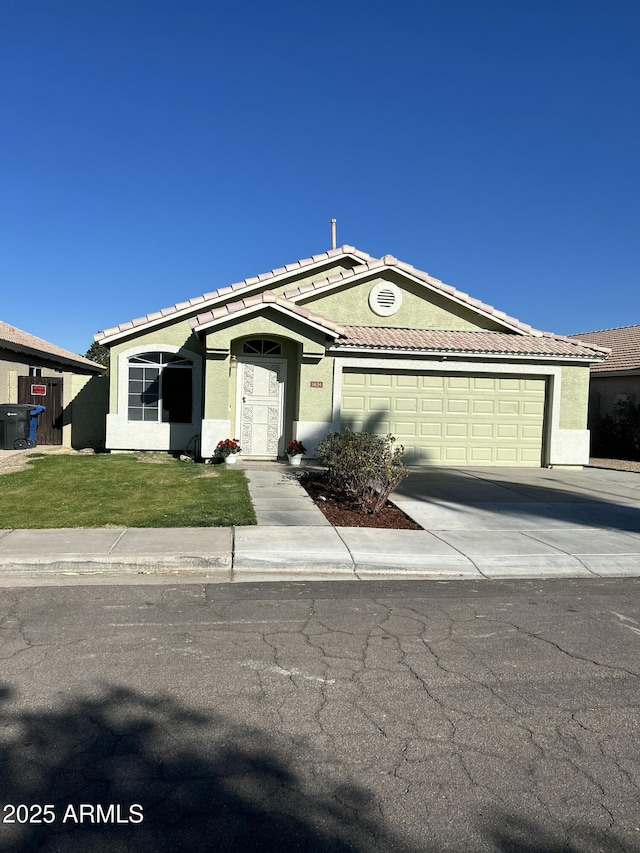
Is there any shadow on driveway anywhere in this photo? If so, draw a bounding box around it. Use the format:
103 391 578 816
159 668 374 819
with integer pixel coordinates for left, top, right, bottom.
393 467 640 534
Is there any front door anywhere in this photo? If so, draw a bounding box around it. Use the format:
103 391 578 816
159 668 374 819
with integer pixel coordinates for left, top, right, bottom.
237 358 285 457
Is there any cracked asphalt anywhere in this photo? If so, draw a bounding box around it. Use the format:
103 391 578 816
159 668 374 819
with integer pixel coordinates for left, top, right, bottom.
0 577 638 852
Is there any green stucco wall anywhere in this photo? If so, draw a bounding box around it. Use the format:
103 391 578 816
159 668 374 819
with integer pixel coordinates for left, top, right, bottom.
292 271 508 331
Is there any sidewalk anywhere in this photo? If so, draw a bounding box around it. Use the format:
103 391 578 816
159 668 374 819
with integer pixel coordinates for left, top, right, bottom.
0 461 639 584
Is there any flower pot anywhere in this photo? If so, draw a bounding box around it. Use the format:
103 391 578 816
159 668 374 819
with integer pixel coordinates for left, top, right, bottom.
288 454 303 466
224 453 238 465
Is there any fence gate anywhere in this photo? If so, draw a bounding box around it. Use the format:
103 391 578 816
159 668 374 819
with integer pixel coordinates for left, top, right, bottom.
17 376 64 445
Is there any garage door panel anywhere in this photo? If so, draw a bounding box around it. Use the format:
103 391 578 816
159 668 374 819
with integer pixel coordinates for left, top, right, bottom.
341 371 545 466
498 401 520 416
368 396 391 411
370 374 392 387
472 400 495 415
420 423 443 437
447 399 470 414
395 397 418 413
446 423 468 438
471 423 493 439
422 398 444 414
342 395 366 411
522 425 542 440
497 424 518 439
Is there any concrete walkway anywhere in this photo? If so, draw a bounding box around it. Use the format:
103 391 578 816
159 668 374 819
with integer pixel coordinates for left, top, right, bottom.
0 457 639 584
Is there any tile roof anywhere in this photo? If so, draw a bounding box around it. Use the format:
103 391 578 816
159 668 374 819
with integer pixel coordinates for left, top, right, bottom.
191 292 346 337
333 326 610 360
283 254 540 336
0 321 104 372
96 245 372 342
566 325 640 373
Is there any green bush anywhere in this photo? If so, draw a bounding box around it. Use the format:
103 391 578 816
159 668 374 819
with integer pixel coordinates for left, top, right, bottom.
315 429 409 514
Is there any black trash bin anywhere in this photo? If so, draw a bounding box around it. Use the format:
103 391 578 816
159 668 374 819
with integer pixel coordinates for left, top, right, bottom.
0 404 34 450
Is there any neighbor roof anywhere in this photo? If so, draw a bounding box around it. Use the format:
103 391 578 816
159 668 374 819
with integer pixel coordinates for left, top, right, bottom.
0 321 104 372
566 325 640 373
333 327 609 360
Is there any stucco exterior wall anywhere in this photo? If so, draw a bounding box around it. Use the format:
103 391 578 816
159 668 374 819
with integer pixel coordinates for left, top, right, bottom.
106 325 204 452
68 374 109 449
292 272 508 331
559 366 590 430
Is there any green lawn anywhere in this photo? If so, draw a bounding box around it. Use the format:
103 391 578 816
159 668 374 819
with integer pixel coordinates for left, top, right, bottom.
0 453 257 528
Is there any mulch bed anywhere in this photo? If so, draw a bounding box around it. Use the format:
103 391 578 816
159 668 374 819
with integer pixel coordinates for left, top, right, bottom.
298 473 422 530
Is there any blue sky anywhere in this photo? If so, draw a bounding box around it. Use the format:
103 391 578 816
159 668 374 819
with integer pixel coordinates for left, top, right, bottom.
2 0 638 356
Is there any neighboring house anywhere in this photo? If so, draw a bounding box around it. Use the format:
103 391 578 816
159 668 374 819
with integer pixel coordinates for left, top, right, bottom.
0 321 106 448
566 325 640 428
95 246 609 467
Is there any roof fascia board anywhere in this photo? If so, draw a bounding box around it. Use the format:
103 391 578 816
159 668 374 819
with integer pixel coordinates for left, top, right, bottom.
288 266 535 336
95 249 368 345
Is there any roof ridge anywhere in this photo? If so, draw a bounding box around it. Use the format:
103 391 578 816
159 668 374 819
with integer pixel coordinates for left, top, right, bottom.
96 245 374 341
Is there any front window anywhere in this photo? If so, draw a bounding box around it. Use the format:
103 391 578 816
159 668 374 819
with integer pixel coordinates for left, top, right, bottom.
128 352 193 423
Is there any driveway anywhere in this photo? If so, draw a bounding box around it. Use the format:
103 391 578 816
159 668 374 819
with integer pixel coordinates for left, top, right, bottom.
393 465 640 531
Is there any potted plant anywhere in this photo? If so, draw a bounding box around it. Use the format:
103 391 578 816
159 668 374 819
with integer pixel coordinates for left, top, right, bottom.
286 439 306 466
215 438 242 464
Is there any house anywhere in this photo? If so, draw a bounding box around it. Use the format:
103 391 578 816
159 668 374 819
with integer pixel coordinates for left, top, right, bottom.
566 325 640 429
0 321 106 448
94 246 609 467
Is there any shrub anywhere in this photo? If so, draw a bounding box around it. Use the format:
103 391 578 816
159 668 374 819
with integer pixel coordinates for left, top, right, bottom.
315 429 409 514
592 399 640 460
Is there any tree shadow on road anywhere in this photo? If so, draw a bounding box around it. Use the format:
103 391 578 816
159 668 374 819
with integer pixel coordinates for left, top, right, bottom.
0 683 632 853
0 682 416 853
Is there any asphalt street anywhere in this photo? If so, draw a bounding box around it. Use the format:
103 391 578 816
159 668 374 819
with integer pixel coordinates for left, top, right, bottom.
0 577 638 852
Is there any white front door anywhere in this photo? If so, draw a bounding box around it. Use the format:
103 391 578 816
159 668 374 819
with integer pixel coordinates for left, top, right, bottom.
237 358 286 457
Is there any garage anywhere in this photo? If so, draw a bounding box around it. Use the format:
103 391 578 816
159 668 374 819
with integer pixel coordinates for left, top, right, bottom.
340 370 546 466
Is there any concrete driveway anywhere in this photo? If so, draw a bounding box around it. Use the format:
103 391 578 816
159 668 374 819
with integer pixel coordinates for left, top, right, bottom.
392 465 640 531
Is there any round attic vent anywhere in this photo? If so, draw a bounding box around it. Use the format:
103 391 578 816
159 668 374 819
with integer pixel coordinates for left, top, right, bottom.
369 282 402 317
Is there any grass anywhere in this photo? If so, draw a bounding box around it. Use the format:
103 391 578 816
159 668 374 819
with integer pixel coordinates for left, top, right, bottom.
0 453 257 528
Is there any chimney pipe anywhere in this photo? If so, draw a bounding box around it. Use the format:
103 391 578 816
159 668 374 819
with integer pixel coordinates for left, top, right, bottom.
330 218 337 250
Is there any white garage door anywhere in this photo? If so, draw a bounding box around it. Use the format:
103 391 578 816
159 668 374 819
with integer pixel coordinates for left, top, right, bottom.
341 371 546 466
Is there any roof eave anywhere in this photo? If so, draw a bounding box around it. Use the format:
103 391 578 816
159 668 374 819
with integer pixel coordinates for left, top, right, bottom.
0 340 104 372
328 345 604 363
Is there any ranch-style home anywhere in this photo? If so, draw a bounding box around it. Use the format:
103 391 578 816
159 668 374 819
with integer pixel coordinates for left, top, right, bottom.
94 245 609 467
